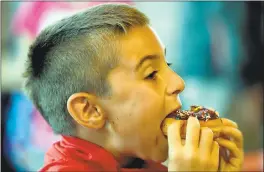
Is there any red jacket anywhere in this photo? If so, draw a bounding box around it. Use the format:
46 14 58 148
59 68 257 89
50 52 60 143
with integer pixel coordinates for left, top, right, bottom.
39 136 167 171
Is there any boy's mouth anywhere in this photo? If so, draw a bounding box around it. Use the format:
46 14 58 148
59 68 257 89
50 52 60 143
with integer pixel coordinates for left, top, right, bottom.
160 106 183 133
164 107 182 120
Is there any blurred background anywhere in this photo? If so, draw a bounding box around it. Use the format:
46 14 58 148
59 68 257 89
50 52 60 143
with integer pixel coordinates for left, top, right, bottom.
1 1 263 171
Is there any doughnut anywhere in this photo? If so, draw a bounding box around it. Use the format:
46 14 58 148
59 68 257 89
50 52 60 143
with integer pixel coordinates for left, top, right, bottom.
161 105 223 139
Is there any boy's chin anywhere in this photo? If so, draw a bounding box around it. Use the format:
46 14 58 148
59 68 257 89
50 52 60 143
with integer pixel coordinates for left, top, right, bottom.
150 152 168 163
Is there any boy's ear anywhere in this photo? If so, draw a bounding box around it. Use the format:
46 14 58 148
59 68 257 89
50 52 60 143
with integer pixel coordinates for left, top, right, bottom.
67 92 106 129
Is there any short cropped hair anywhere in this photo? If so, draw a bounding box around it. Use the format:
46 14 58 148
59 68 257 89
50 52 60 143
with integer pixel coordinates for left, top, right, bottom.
23 3 149 136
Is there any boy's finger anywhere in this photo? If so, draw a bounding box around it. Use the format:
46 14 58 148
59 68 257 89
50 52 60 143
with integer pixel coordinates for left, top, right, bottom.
210 141 220 169
221 118 238 128
185 117 200 150
167 119 184 152
220 127 243 149
199 127 214 157
216 138 240 159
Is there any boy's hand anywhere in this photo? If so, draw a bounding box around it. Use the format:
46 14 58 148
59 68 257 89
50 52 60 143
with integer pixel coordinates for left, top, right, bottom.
216 118 244 171
167 117 219 171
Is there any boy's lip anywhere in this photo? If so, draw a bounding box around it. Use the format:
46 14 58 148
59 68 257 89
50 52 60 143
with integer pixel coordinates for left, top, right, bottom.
164 106 182 119
160 106 181 137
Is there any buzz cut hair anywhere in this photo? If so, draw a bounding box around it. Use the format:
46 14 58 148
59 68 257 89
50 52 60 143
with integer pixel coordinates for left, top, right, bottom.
23 3 149 136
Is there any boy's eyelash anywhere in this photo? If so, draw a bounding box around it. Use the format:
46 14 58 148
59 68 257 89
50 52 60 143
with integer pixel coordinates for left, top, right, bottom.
144 63 172 80
145 71 158 80
167 62 172 67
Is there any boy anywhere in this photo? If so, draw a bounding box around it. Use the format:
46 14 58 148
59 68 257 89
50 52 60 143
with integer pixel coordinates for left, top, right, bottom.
23 3 244 171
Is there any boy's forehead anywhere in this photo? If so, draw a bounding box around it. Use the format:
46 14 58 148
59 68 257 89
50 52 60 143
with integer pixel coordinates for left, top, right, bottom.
117 25 165 70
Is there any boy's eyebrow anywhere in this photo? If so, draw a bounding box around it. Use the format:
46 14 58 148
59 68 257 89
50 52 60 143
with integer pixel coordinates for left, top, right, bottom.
135 48 166 72
134 54 159 72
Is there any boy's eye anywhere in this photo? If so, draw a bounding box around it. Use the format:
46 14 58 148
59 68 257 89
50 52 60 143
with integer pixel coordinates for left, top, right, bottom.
145 71 158 80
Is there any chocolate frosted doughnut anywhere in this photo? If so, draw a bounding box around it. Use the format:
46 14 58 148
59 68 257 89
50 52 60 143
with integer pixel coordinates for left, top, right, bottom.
168 105 220 121
162 105 223 139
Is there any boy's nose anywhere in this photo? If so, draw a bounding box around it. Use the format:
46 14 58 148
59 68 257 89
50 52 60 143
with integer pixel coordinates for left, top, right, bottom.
166 71 185 96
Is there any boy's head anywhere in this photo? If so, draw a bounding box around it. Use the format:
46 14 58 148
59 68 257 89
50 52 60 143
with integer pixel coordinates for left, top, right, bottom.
24 4 185 162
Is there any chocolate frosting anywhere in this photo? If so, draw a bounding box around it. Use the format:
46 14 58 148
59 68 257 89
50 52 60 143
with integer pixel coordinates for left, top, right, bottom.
169 105 219 121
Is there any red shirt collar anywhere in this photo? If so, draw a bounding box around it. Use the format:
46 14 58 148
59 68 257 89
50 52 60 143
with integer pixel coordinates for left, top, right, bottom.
56 135 167 171
61 135 120 170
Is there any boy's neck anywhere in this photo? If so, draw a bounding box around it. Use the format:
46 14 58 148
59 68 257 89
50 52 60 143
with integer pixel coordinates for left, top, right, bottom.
76 130 146 169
